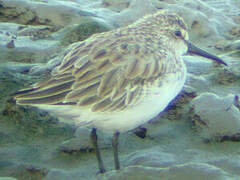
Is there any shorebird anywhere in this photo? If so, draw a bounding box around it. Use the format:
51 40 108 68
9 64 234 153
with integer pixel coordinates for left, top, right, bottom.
14 10 227 173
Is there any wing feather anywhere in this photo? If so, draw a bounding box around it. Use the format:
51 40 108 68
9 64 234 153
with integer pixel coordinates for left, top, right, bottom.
15 31 166 112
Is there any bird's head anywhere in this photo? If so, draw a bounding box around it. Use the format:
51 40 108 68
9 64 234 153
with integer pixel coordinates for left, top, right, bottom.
153 11 227 66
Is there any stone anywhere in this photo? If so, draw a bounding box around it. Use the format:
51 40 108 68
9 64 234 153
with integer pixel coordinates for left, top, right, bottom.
0 177 18 180
102 0 130 12
209 158 240 176
59 20 110 46
185 74 210 93
184 56 215 75
0 22 60 63
45 169 71 180
124 147 177 168
100 163 234 180
216 69 238 85
59 127 112 153
133 127 147 139
190 93 240 140
106 0 156 26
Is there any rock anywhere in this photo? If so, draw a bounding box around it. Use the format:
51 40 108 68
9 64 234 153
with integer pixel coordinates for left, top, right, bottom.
124 147 177 167
17 25 62 41
133 127 147 139
45 169 71 180
227 40 240 50
101 0 130 12
59 136 93 154
0 0 112 27
153 0 235 41
6 39 15 48
0 177 18 180
59 127 112 153
190 93 240 140
215 40 233 51
216 69 238 85
209 158 240 176
0 163 47 180
0 1 37 25
185 74 210 93
184 56 215 75
183 85 196 95
100 163 234 180
215 39 240 51
0 22 60 63
13 18 111 73
160 90 197 121
59 20 110 46
230 26 240 37
106 0 157 27
59 127 93 153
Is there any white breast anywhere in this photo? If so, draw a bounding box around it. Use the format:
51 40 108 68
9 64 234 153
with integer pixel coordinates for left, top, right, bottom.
91 71 187 133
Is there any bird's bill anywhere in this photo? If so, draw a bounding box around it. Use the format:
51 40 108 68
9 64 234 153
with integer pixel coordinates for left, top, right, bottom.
187 41 227 66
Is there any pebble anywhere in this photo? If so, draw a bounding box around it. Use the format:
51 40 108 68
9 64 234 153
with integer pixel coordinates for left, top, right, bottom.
184 56 214 75
100 163 235 180
190 93 240 140
0 178 18 180
124 147 177 168
59 127 112 153
45 169 71 180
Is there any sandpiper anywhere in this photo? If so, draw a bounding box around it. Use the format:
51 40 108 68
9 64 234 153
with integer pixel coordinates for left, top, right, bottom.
14 10 227 173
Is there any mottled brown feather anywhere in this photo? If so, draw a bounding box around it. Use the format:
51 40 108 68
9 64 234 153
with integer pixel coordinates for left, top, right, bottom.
16 81 74 99
66 82 100 101
17 90 71 105
14 17 174 113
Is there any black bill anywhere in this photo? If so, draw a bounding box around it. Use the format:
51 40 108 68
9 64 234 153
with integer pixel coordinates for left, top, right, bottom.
187 41 227 66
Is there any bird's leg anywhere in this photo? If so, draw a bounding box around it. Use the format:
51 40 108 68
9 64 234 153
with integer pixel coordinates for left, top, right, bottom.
112 131 120 170
90 128 106 173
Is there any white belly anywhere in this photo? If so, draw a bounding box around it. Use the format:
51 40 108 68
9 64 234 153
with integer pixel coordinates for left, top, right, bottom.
91 72 186 133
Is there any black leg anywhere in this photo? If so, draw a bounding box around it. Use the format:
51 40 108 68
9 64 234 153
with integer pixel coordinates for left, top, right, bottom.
112 131 120 170
90 128 106 173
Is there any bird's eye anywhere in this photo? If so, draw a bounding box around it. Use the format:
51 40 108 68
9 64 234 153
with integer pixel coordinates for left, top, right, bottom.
174 30 182 37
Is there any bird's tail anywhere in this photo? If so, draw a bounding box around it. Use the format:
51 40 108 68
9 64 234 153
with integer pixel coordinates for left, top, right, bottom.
13 76 75 106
